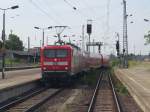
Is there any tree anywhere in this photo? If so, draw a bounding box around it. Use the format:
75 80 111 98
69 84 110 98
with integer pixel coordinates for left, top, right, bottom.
144 31 150 45
5 34 24 51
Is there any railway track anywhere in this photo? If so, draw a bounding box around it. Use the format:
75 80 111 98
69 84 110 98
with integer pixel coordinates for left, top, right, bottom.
88 70 121 112
0 87 63 112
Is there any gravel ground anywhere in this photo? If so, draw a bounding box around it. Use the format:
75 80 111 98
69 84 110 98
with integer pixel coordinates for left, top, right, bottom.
118 93 143 112
36 88 93 112
36 89 76 112
42 88 142 112
60 89 93 112
36 68 143 112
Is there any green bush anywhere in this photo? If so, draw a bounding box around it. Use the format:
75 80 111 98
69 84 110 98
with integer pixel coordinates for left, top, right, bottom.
111 71 129 96
128 60 140 68
80 69 99 86
111 59 120 67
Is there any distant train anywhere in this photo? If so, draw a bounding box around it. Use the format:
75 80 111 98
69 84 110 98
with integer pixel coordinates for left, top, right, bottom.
40 43 109 82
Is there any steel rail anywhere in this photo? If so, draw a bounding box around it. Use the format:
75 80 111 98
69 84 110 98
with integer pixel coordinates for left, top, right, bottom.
24 88 64 112
87 71 103 112
0 87 46 111
109 73 121 112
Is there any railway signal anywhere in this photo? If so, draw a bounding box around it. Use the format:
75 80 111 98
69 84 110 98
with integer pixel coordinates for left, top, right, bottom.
116 33 120 57
116 40 120 56
87 20 92 52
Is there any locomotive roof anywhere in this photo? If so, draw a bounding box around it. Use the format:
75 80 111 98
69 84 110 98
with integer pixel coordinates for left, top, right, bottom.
42 44 81 50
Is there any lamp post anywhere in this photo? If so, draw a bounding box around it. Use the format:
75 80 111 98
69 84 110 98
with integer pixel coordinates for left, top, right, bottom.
34 26 52 47
0 5 19 79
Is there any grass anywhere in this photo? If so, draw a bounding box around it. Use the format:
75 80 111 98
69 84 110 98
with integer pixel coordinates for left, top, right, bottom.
5 58 20 65
80 69 100 86
110 60 150 95
111 68 129 95
4 58 40 67
80 67 129 95
110 59 120 68
128 60 140 68
128 60 150 69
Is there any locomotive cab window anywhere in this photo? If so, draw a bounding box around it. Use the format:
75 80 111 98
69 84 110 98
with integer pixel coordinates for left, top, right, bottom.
43 49 68 58
44 49 55 58
56 49 68 58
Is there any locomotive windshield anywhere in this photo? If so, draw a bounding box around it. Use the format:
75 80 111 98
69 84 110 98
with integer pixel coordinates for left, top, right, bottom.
44 49 68 58
56 50 68 58
44 49 55 58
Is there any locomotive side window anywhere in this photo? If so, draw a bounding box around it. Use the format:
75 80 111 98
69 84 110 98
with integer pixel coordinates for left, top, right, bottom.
44 49 55 58
56 50 68 58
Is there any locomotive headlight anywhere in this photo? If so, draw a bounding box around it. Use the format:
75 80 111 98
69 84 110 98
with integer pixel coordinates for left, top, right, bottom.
65 67 68 70
43 67 47 70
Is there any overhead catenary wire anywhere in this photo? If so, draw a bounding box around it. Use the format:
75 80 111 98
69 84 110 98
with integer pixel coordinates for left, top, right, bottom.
72 0 106 21
103 0 111 40
64 0 106 27
63 0 105 31
76 0 98 19
72 0 110 41
64 0 77 10
38 0 66 25
29 0 62 24
63 0 89 20
102 0 111 52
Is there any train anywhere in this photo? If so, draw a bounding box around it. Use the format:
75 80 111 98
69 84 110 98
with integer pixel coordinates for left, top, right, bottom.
40 43 109 83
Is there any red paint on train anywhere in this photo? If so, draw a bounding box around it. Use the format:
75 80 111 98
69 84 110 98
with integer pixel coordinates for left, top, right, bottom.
40 44 109 81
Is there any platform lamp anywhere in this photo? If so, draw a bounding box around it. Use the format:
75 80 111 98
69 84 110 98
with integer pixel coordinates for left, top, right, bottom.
0 5 19 79
34 26 52 47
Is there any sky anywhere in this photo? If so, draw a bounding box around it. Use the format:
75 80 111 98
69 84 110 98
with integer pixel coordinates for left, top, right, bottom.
0 0 150 55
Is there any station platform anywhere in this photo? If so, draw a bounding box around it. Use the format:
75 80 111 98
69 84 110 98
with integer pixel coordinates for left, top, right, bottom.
114 64 150 112
0 68 41 90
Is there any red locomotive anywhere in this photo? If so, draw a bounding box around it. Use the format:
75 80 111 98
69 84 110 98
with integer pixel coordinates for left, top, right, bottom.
40 43 109 82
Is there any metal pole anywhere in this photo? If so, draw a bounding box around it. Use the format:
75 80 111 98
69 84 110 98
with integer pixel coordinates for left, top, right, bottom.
42 29 44 47
82 25 85 51
40 40 42 47
34 49 36 64
89 34 91 53
93 39 95 53
28 37 30 50
69 37 71 43
28 37 30 63
2 10 5 79
46 36 48 45
57 33 61 44
123 0 128 68
10 29 13 35
98 45 101 54
134 45 135 55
